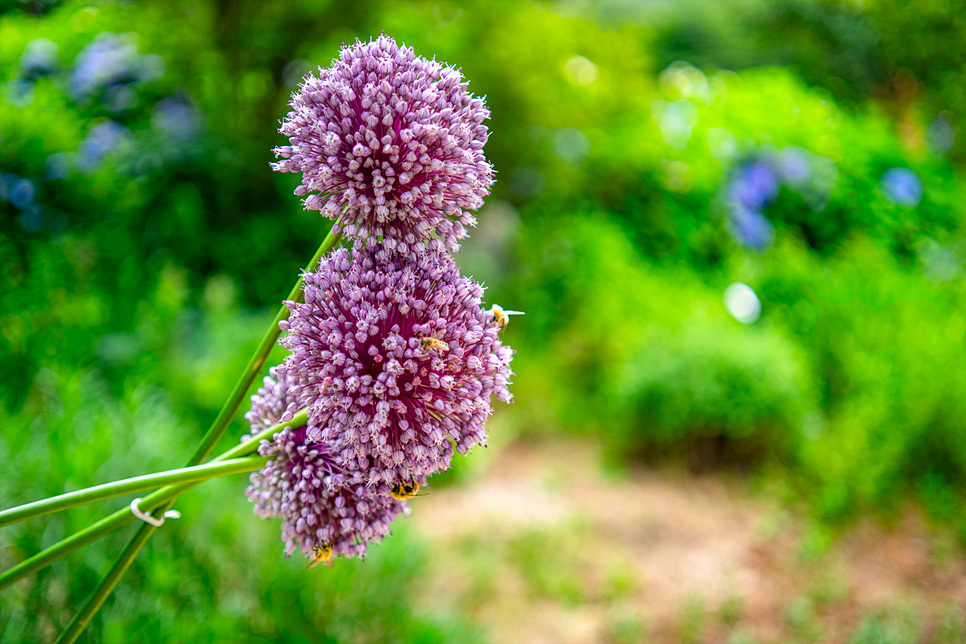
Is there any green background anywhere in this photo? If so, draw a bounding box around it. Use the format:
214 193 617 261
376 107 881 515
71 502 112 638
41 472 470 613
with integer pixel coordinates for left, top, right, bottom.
2 0 966 641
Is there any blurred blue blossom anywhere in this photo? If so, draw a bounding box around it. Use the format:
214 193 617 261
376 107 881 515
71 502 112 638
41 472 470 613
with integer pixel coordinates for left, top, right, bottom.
722 146 837 251
10 178 37 209
776 147 812 185
728 206 774 250
70 33 163 107
927 117 955 156
79 121 131 171
19 38 60 81
881 167 922 207
4 80 35 106
44 153 74 180
151 95 204 141
729 161 779 210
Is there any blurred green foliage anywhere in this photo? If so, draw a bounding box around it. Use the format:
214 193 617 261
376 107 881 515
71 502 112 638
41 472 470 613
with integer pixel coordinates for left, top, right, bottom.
2 0 965 641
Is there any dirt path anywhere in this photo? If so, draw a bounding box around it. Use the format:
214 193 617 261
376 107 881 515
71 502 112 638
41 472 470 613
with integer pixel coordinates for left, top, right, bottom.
411 438 966 643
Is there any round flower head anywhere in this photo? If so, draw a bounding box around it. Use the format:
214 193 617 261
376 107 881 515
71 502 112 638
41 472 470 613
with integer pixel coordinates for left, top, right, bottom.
245 370 406 560
279 243 514 485
273 35 493 253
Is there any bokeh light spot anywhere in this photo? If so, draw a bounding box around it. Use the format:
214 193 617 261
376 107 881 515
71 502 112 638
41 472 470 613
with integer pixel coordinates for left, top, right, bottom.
724 282 762 324
564 55 598 86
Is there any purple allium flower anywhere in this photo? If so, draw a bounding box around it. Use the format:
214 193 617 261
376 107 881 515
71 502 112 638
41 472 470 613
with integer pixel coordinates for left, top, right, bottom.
881 167 923 207
247 425 406 560
245 369 406 560
273 35 494 253
279 242 514 485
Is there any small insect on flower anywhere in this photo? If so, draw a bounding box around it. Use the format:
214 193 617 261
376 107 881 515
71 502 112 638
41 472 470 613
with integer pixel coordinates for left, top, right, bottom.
306 541 334 570
490 304 525 332
390 480 425 501
419 337 450 353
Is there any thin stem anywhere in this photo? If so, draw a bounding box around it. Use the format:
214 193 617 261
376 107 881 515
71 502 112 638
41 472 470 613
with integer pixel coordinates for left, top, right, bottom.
0 458 267 529
188 228 340 466
0 410 307 592
56 229 341 643
214 408 308 462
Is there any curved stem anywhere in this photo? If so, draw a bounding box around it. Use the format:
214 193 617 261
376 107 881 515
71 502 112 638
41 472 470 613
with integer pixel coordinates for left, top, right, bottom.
0 408 306 592
55 228 341 643
0 457 267 529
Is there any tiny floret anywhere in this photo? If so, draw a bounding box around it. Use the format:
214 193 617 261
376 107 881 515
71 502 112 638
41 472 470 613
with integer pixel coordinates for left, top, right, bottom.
272 35 493 253
279 242 514 485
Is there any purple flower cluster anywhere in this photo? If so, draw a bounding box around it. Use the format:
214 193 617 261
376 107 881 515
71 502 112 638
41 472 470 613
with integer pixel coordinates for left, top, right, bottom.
279 244 513 485
272 35 493 254
246 371 406 559
247 36 514 565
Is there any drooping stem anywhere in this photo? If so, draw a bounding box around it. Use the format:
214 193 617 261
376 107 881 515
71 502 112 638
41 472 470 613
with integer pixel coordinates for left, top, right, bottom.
0 408 307 592
0 457 268 529
54 226 341 644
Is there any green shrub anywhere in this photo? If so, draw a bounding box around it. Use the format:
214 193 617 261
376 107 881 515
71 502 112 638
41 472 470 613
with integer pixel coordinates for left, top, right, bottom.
615 315 815 464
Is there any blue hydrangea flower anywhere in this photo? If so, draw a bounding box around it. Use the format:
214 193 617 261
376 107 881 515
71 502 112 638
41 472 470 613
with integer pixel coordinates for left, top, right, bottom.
776 147 812 185
78 121 131 171
273 35 493 254
8 178 36 210
19 39 60 82
729 161 779 211
728 206 775 250
70 32 163 108
881 167 923 207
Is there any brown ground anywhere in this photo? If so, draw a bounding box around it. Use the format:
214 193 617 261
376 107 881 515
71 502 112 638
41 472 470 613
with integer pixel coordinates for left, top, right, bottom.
411 438 966 643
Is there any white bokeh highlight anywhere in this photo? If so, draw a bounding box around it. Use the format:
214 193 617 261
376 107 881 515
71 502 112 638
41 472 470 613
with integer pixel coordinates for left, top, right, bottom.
724 282 762 324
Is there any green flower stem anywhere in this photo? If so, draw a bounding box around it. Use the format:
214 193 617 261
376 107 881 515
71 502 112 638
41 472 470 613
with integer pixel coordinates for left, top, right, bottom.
0 457 268 529
0 408 307 592
215 408 309 462
188 227 341 467
55 227 341 644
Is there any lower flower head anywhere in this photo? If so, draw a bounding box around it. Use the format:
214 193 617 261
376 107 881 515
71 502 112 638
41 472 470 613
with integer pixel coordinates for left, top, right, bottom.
279 242 514 485
245 371 406 560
